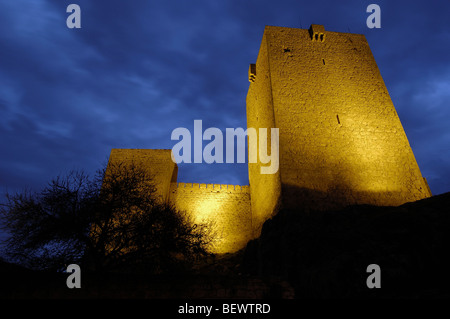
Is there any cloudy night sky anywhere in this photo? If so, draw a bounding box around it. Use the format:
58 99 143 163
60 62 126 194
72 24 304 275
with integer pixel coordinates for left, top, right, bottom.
0 0 449 203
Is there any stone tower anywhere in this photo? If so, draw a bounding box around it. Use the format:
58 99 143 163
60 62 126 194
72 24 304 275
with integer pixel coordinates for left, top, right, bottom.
247 25 431 235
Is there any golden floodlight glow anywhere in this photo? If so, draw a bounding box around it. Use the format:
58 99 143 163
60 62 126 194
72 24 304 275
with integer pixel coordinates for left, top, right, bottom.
106 24 432 255
169 183 252 255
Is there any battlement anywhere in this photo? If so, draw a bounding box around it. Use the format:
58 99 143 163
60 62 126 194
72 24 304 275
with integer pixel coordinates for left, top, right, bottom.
308 24 326 41
172 182 250 193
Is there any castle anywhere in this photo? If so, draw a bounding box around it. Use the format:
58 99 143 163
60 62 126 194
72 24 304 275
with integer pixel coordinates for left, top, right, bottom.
106 25 431 254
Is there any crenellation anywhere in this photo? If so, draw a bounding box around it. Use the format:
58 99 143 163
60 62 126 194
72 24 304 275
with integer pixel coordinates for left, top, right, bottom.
171 182 251 194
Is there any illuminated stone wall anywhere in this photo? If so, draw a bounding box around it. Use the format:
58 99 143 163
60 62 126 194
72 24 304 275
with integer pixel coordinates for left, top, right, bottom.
247 25 431 213
107 149 252 254
168 183 252 254
246 31 282 238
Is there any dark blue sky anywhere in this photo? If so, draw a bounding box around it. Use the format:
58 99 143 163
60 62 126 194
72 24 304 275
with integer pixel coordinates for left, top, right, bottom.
0 0 449 199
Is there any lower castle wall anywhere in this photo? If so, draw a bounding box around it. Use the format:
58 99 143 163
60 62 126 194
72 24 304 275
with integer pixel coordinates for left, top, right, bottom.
168 183 252 254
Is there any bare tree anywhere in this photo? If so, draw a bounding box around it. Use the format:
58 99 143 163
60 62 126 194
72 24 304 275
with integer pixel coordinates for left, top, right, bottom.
0 171 98 270
87 161 212 274
0 162 212 274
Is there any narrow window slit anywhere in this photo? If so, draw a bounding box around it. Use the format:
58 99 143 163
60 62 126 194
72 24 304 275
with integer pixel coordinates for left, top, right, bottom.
336 115 340 124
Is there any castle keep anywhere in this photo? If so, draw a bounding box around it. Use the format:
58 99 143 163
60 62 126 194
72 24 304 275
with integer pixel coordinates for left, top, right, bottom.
107 25 431 254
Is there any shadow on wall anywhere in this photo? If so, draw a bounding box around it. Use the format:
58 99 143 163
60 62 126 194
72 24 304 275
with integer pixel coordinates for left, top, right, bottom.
281 184 414 212
282 178 428 211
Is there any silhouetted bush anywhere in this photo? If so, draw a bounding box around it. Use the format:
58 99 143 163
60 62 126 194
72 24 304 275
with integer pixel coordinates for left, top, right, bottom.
0 162 212 274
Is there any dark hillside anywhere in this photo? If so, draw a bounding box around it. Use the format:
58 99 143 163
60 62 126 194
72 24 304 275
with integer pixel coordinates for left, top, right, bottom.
242 192 450 298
